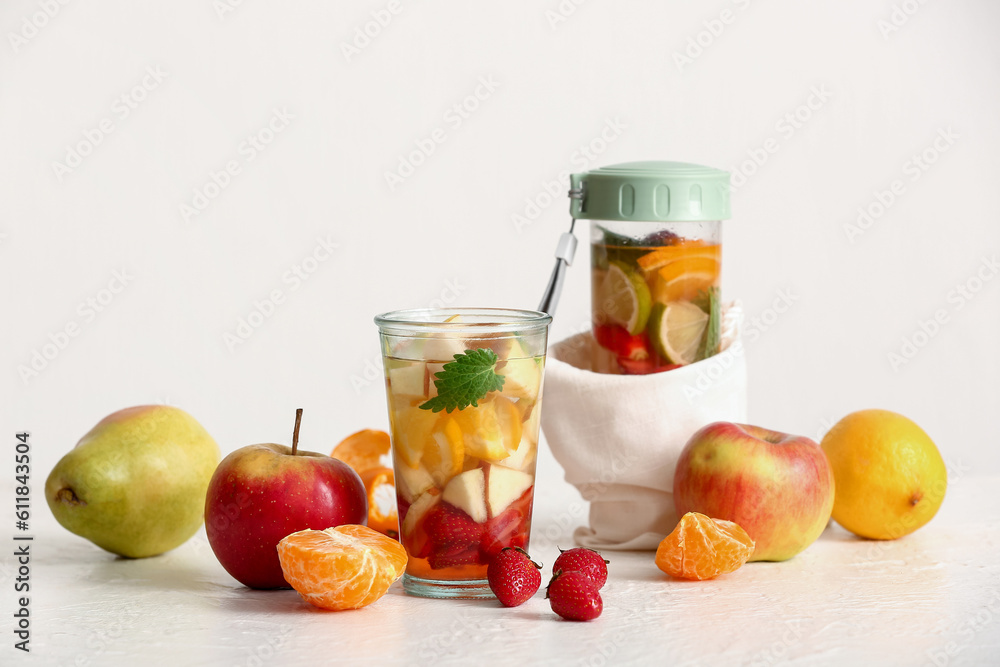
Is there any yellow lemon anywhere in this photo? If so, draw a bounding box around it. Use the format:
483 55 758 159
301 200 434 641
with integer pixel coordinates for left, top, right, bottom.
821 409 946 540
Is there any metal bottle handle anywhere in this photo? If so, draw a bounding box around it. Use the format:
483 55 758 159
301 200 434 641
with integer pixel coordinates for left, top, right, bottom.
537 185 584 316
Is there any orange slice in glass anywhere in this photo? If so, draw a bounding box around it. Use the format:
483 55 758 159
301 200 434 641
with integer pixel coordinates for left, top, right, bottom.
425 418 466 486
332 429 391 474
653 254 720 302
391 407 442 469
657 256 720 283
360 467 399 539
636 240 713 271
277 525 407 610
655 512 754 581
449 395 522 462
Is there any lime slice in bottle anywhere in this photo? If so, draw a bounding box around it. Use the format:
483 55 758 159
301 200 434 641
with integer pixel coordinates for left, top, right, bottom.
648 301 710 365
597 261 651 335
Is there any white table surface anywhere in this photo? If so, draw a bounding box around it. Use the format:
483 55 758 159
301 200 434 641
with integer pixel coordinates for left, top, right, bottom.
10 466 1000 666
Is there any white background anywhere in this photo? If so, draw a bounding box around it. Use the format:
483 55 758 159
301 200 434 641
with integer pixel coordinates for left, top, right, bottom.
3 0 999 489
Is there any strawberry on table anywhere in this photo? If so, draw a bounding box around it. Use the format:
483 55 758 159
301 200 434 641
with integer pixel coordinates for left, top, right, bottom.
487 547 541 607
552 547 609 589
546 570 603 621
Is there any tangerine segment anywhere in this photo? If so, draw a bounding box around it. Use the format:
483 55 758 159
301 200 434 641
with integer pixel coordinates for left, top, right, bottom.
657 256 721 284
425 419 465 486
332 429 391 474
277 525 407 611
635 240 713 271
655 512 754 581
360 467 399 539
654 272 718 303
448 396 522 462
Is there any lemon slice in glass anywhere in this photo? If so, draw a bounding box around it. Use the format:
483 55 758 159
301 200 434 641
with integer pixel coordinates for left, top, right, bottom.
597 261 651 335
648 301 710 365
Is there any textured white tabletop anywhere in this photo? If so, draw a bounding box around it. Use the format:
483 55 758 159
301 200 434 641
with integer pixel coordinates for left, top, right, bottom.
11 467 1000 666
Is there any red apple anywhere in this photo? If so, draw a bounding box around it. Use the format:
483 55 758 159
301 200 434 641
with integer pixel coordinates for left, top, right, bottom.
205 410 367 588
673 422 834 562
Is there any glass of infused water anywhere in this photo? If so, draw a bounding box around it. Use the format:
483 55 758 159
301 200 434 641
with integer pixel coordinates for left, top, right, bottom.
375 308 551 599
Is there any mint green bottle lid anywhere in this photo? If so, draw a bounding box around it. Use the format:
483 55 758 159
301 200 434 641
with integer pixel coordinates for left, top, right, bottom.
570 161 731 222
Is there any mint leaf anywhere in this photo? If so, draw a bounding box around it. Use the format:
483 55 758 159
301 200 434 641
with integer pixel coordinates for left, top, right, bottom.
697 287 720 361
419 348 505 413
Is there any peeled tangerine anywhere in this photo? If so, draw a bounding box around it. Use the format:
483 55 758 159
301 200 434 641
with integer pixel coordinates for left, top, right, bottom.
277 525 407 611
655 512 754 581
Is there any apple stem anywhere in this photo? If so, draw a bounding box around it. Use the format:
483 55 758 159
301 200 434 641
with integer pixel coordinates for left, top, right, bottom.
292 408 303 456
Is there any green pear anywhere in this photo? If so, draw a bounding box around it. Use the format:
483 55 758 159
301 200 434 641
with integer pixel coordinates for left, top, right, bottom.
46 405 220 558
